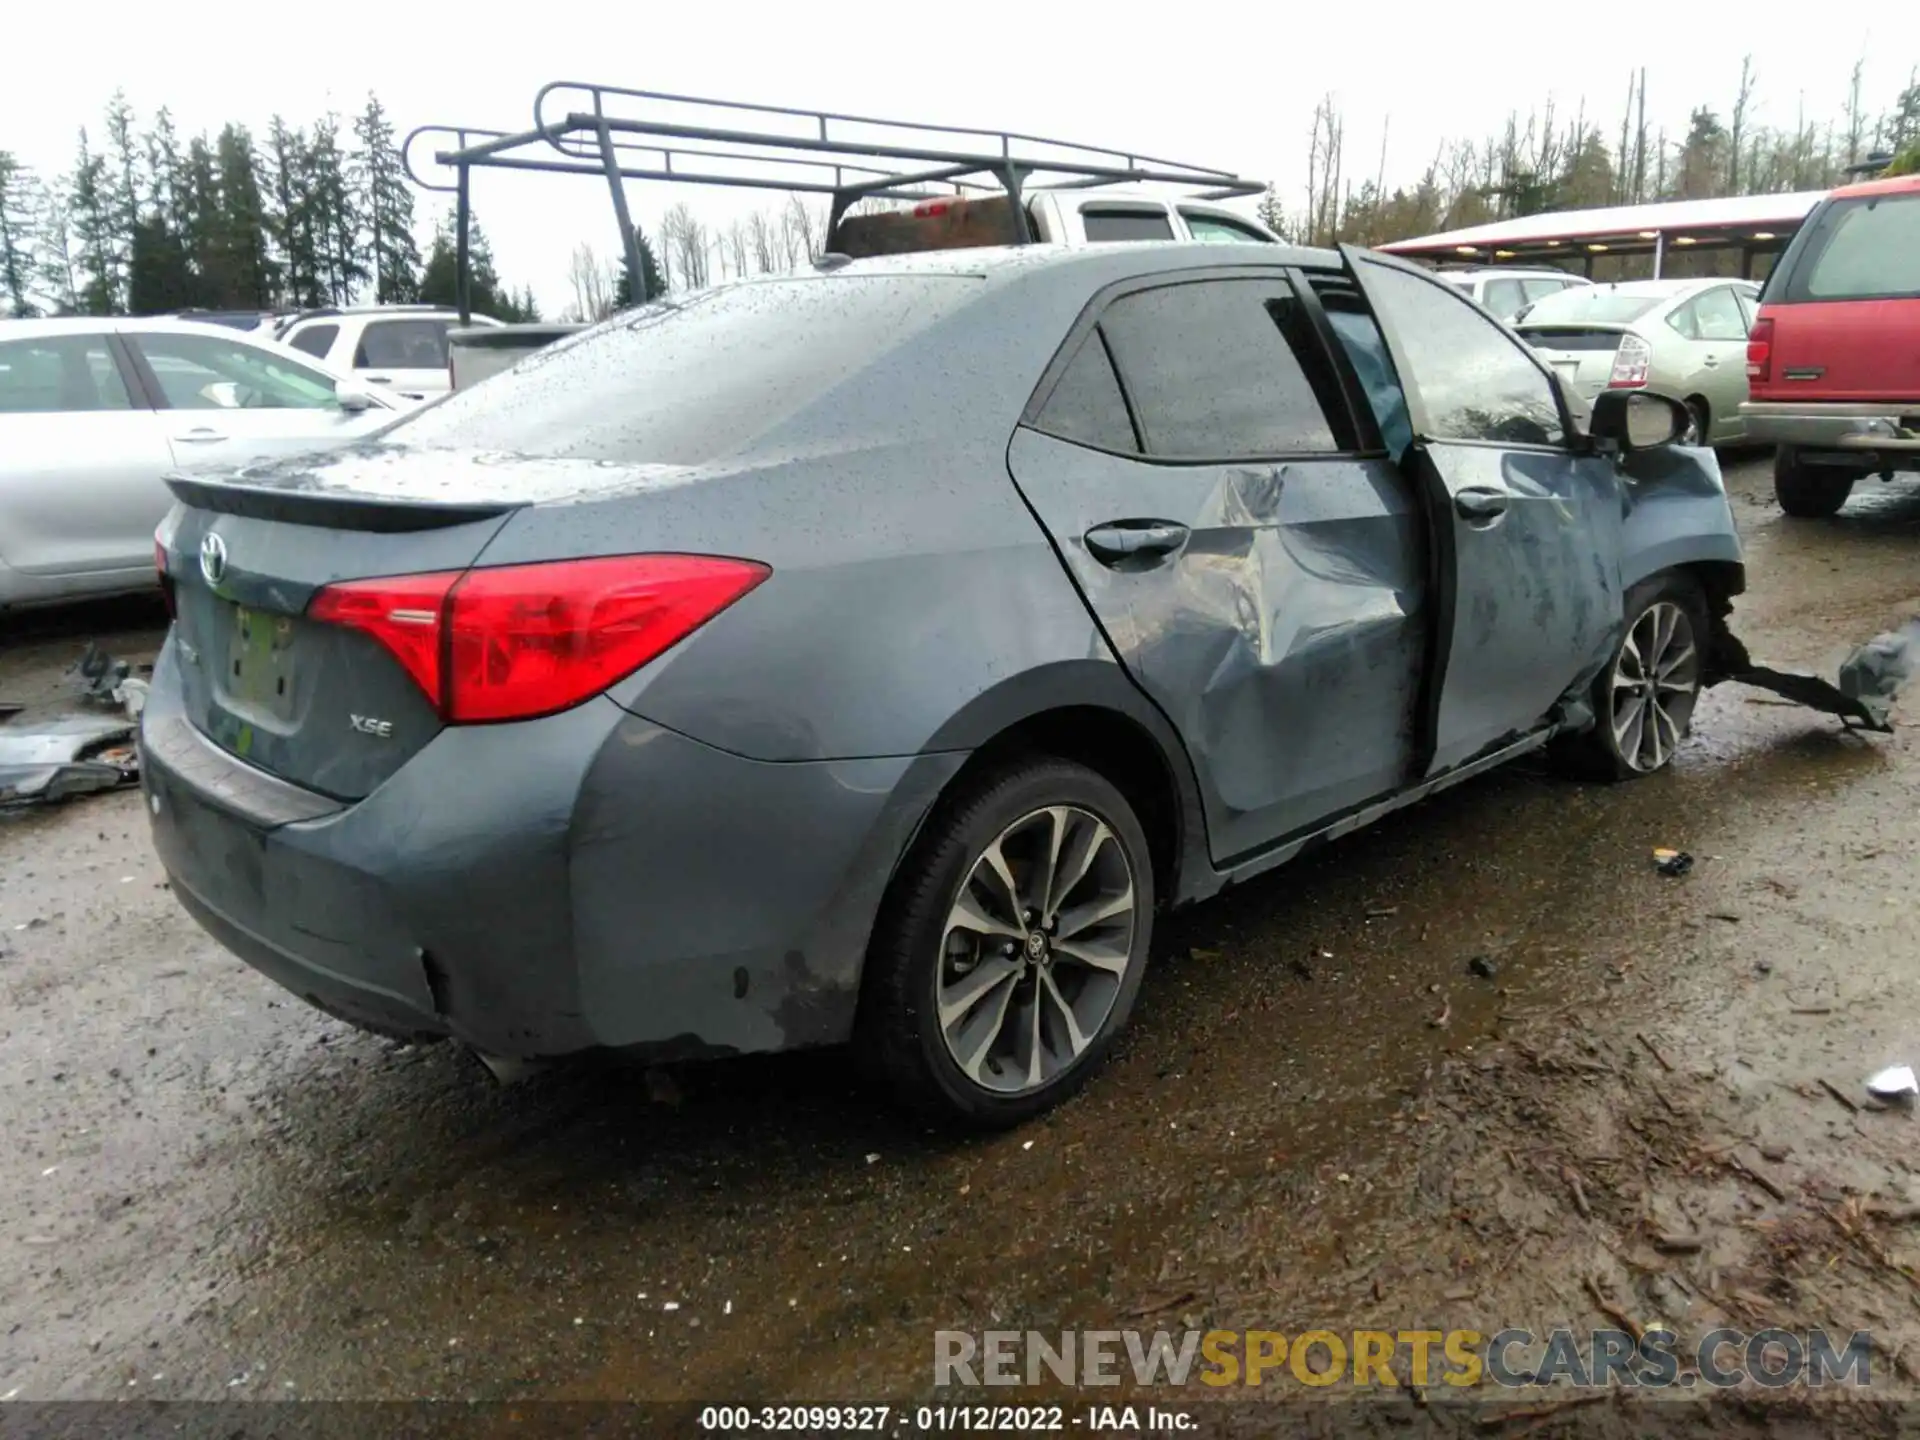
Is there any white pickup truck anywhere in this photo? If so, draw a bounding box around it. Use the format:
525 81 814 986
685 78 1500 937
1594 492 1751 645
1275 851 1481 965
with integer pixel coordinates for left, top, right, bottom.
445 187 1277 390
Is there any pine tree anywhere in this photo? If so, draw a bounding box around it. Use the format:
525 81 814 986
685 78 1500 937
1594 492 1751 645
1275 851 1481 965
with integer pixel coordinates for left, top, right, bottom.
103 90 140 258
35 181 79 315
610 233 667 307
180 135 221 304
265 117 321 308
0 152 41 316
68 129 120 315
128 215 197 313
352 94 420 303
418 211 528 319
146 107 190 241
212 124 275 306
305 115 365 304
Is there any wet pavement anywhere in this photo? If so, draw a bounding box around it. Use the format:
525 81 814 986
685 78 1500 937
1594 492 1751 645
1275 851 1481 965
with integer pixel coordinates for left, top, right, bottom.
5 455 1920 1414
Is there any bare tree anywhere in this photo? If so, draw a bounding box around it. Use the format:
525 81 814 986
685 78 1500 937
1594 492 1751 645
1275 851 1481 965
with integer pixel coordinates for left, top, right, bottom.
748 209 777 273
661 202 709 290
1303 95 1345 247
780 193 821 264
565 241 614 322
1841 58 1867 165
724 219 750 279
1730 55 1756 191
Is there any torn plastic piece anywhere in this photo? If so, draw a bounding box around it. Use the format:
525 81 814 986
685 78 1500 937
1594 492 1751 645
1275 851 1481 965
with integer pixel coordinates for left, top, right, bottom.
0 713 140 806
1708 624 1899 732
1866 1065 1919 1100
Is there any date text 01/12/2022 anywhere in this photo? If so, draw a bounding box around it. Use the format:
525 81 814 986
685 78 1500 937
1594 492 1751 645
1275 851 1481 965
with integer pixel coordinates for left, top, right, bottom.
696 1405 1197 1432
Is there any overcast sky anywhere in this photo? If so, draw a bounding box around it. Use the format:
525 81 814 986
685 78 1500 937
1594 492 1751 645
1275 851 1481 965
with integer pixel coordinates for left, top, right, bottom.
3 3 1908 313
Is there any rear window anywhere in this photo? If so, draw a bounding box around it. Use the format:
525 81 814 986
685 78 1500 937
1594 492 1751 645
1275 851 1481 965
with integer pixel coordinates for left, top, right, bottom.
1082 209 1176 243
1792 193 1920 301
287 324 338 359
1514 288 1665 326
356 319 452 370
389 275 980 465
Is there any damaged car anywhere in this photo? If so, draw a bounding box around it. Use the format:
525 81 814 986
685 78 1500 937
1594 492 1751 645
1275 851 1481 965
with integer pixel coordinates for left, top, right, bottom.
145 242 1753 1127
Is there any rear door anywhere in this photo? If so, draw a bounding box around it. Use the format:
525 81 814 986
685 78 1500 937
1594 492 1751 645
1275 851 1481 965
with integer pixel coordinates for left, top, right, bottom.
1007 269 1426 862
0 330 174 581
1343 248 1624 775
126 330 391 471
1759 186 1920 402
1664 286 1753 440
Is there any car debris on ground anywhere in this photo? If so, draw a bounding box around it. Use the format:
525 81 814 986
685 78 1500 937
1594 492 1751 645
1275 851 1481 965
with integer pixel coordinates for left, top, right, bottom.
0 713 139 807
0 645 153 808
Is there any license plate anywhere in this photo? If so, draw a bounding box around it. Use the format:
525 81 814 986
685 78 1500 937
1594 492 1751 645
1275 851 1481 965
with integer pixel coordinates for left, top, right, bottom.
224 604 300 721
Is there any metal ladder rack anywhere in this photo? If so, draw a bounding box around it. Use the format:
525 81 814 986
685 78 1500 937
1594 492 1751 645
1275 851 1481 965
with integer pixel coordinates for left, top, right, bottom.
402 81 1264 321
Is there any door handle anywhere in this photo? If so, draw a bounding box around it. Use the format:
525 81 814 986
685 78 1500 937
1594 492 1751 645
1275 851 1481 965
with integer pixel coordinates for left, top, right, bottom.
1701 354 1719 368
1084 521 1190 567
1454 488 1508 521
173 428 228 444
363 375 392 384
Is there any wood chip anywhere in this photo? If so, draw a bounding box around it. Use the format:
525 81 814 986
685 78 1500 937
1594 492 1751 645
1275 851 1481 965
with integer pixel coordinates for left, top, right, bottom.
1637 1032 1676 1072
1652 1231 1704 1254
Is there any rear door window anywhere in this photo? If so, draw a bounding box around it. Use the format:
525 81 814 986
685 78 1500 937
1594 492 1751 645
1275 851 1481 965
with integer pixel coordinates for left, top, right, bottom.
1690 286 1750 340
286 323 338 360
1520 277 1567 302
134 333 339 409
1355 258 1566 448
1097 278 1342 459
1793 193 1920 301
1181 212 1272 244
1033 335 1139 453
1081 208 1177 243
355 319 453 370
0 335 133 413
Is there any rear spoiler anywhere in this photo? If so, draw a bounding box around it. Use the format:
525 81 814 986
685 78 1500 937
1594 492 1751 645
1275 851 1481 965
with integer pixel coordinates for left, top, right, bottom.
165 474 520 533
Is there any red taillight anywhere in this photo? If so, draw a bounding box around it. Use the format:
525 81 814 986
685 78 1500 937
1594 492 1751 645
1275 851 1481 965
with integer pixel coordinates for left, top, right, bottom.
306 555 769 725
1607 333 1652 389
1746 316 1774 383
308 570 461 702
913 201 952 218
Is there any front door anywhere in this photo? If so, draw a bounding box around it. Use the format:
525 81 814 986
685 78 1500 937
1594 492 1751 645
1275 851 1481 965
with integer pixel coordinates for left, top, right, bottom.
124 330 390 474
1343 248 1625 775
1007 272 1425 863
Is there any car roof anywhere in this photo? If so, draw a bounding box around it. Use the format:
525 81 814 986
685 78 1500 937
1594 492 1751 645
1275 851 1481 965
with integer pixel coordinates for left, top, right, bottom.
757 241 1344 289
1833 172 1920 199
1 315 311 339
1443 266 1587 279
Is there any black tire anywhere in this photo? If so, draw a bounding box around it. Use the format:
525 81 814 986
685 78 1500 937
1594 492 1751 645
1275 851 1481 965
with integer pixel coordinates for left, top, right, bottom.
1774 447 1854 518
1681 397 1710 447
1551 573 1708 783
857 757 1155 1128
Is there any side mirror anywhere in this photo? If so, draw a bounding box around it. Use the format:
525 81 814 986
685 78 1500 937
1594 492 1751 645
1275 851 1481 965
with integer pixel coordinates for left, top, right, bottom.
335 383 375 413
1589 390 1687 453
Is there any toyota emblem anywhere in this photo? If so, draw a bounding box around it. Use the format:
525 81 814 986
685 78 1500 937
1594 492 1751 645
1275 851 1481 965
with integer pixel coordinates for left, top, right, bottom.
199 532 228 586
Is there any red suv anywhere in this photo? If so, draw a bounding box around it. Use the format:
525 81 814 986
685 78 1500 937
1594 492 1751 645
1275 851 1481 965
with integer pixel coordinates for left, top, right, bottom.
1743 172 1920 516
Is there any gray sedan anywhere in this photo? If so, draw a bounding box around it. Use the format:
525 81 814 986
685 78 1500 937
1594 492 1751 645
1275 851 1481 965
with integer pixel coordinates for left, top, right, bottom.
1515 279 1761 445
143 244 1742 1128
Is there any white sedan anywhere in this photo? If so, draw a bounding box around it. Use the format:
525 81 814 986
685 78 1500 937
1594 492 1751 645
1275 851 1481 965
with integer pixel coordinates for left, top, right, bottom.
0 317 407 610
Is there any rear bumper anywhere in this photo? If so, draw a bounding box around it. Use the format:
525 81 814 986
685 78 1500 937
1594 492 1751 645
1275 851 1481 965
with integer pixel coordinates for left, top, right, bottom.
1739 401 1920 453
141 638 965 1061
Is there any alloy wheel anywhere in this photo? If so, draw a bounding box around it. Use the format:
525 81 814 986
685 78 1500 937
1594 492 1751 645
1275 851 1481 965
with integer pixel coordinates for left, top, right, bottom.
1611 601 1700 773
936 805 1137 1095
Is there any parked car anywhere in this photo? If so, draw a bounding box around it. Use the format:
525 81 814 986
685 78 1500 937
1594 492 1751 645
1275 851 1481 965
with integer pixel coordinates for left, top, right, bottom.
0 318 403 610
1513 278 1761 446
1740 172 1920 516
274 305 503 400
1436 266 1591 322
145 243 1740 1127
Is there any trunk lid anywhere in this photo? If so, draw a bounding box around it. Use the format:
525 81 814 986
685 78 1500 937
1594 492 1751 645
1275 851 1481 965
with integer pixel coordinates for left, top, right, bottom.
1753 185 1920 404
159 445 562 800
1517 323 1631 404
